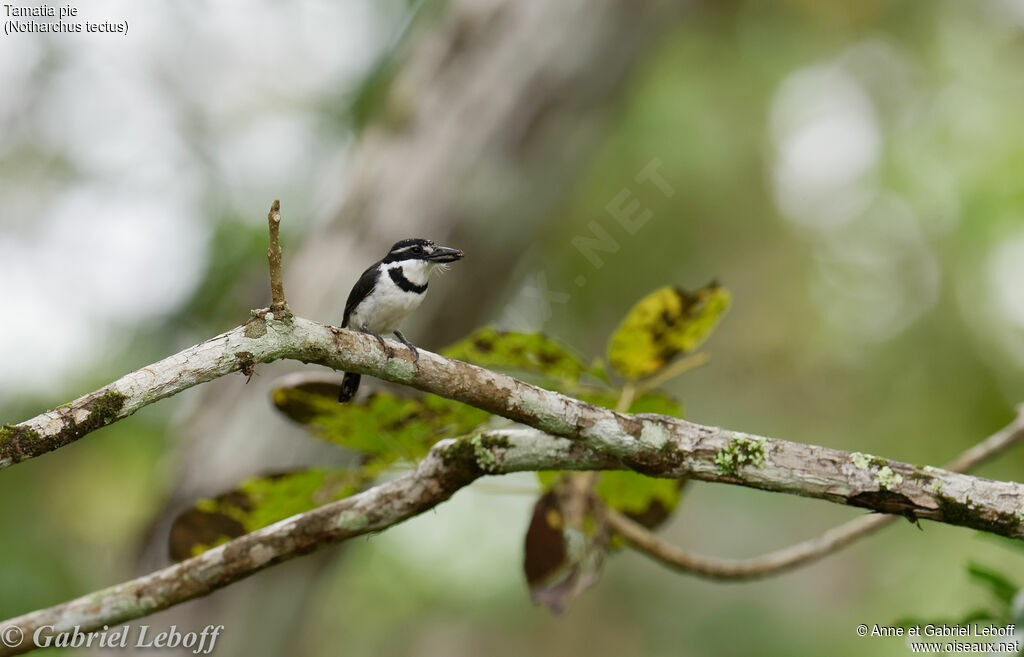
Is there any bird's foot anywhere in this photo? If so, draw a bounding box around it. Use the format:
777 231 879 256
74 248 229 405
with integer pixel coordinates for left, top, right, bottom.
394 330 419 362
362 324 395 358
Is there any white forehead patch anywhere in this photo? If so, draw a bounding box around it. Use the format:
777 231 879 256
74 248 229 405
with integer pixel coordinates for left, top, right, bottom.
390 242 435 256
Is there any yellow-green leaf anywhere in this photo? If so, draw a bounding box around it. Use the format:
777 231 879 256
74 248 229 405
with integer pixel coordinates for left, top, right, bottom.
443 328 598 383
168 468 366 561
607 283 730 380
272 385 490 465
537 470 684 531
595 472 684 529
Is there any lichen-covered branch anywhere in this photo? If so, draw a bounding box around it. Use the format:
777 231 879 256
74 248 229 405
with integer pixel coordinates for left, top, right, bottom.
0 320 287 469
0 429 611 656
5 315 1024 542
606 406 1024 581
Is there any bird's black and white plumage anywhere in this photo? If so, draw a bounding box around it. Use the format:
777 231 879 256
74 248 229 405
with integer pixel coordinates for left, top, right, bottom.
338 238 464 402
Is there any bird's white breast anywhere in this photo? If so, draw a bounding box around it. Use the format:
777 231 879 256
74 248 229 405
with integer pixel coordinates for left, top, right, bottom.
349 263 430 334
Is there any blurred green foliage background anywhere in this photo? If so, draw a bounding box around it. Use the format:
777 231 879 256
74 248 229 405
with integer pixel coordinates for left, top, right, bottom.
2 0 1024 655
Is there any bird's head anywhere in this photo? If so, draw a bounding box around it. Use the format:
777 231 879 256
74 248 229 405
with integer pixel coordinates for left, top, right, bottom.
383 238 464 264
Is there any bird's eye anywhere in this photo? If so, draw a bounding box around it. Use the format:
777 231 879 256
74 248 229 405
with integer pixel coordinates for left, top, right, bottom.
412 246 423 254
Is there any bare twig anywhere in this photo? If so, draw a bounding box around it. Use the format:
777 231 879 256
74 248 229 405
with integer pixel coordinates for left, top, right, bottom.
607 406 1024 581
266 199 288 317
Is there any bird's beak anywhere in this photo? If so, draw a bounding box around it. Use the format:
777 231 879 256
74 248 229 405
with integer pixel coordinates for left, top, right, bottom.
427 245 464 263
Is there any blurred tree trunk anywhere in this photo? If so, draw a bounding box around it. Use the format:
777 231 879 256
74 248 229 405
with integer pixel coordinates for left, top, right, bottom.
133 0 683 654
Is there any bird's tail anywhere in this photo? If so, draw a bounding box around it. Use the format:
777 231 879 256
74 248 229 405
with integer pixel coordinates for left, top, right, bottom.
338 372 361 403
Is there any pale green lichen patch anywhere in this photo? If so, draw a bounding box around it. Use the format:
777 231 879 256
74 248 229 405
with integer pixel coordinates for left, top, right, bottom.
382 358 416 383
105 591 157 614
248 543 274 567
639 420 669 449
851 452 913 490
581 417 633 454
714 434 767 475
850 452 871 470
510 389 574 435
335 509 369 532
930 478 944 493
875 466 903 489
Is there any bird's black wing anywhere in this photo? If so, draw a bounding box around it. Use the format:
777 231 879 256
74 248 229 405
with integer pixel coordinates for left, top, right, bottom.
342 263 381 328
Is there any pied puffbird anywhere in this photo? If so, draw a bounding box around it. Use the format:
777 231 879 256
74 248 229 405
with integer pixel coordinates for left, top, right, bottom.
337 238 464 402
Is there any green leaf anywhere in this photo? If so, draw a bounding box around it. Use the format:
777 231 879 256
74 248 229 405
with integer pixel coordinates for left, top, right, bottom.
537 468 684 531
271 379 345 425
596 472 684 529
168 468 366 561
607 282 731 380
316 393 489 461
272 384 490 465
443 328 597 383
967 562 1019 606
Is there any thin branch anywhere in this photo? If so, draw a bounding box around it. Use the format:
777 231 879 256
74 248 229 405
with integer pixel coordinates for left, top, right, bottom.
0 430 615 656
607 508 887 581
607 406 1024 581
266 199 288 317
4 316 1024 541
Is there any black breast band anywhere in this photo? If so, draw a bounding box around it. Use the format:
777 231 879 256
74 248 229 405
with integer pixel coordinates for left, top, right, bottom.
389 267 428 294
